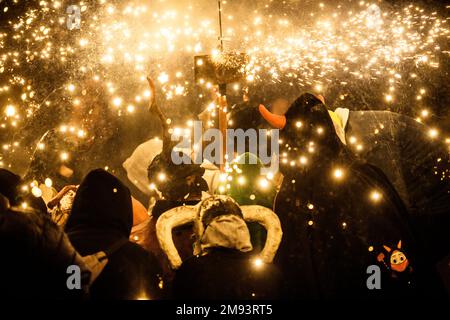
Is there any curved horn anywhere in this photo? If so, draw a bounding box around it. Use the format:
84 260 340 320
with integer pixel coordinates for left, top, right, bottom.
156 206 197 269
147 76 170 147
241 205 282 263
259 104 286 129
146 76 157 110
0 195 10 213
315 94 325 105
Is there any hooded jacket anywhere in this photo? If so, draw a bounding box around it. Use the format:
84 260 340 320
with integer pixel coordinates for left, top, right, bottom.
65 169 164 300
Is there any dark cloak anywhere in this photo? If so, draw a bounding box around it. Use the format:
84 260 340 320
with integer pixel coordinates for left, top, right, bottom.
346 110 450 264
0 195 87 299
274 94 446 299
173 248 282 300
65 169 164 300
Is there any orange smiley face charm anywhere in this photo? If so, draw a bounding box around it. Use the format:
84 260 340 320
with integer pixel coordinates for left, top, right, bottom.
383 240 409 273
389 250 409 272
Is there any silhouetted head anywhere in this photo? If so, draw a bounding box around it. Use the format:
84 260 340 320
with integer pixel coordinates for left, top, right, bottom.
65 169 133 239
0 169 47 213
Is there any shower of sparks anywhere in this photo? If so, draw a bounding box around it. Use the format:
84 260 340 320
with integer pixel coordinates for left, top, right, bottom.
0 0 448 188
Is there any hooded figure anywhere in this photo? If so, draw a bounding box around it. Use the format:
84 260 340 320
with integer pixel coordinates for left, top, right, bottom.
65 169 164 300
261 98 450 274
271 93 445 298
0 195 92 299
157 195 283 299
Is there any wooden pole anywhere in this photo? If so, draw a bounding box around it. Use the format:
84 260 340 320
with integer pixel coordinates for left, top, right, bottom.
218 87 228 171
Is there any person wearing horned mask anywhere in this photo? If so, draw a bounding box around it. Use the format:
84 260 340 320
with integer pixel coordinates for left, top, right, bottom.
156 195 283 299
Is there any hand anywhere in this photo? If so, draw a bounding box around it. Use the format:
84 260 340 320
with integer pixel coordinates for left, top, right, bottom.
48 185 78 209
60 185 78 194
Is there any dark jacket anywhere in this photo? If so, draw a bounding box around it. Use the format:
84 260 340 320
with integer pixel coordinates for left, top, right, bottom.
0 195 86 299
173 248 282 300
0 168 47 213
65 169 164 300
346 110 450 264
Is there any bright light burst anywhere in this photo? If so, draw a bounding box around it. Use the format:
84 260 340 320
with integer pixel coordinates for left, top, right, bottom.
0 0 448 173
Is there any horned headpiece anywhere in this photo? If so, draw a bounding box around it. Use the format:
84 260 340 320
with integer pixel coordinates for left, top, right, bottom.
156 195 282 269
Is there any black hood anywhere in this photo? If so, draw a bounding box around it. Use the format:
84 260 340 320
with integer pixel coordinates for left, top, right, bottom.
284 93 327 120
65 169 133 238
281 93 343 160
